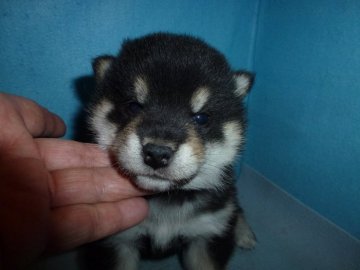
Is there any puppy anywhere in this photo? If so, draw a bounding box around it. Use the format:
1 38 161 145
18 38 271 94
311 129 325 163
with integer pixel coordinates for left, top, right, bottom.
83 33 256 270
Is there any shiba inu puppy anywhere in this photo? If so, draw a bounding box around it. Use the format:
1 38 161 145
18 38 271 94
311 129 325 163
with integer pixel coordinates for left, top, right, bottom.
84 33 256 270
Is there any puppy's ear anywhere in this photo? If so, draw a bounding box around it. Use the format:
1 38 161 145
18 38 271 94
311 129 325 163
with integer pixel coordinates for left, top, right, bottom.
92 56 115 82
233 71 254 98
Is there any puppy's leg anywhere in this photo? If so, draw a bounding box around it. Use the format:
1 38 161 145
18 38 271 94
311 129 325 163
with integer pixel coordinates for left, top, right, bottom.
79 240 140 270
115 243 140 270
235 210 257 249
181 236 235 270
181 239 220 270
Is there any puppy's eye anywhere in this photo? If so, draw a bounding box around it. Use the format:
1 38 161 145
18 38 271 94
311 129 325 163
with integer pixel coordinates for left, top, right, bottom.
192 113 209 126
127 101 143 115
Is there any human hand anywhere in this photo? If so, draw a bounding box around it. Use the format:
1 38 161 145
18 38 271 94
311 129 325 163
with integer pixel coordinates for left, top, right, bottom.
0 93 148 269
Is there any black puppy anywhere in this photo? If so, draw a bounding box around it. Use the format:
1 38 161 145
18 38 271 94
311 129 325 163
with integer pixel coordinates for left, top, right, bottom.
85 33 256 270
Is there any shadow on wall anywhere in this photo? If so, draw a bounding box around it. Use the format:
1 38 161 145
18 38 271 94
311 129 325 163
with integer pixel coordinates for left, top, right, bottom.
72 75 96 143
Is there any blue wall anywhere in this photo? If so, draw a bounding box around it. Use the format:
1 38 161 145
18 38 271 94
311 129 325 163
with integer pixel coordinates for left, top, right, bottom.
1 0 359 239
0 0 257 138
245 0 360 238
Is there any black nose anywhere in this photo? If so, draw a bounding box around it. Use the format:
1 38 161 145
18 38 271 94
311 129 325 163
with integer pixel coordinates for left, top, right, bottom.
143 143 174 170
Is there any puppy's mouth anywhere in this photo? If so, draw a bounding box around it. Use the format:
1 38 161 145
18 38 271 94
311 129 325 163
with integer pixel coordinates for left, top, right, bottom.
115 156 199 192
115 161 196 192
132 174 193 192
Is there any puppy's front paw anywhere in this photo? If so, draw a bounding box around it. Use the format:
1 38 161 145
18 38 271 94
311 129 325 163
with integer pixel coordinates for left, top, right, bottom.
235 214 257 250
236 228 256 249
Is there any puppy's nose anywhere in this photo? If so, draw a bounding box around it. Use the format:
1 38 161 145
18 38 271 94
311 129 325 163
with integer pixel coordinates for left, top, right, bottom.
143 143 173 170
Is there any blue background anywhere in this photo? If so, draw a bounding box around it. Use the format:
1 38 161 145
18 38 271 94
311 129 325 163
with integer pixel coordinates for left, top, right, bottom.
245 0 360 239
0 0 359 239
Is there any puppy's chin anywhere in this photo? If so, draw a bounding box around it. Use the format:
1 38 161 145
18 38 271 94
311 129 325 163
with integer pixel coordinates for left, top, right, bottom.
133 175 190 192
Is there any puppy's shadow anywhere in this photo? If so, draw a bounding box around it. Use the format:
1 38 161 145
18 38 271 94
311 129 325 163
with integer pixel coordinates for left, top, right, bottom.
72 75 96 142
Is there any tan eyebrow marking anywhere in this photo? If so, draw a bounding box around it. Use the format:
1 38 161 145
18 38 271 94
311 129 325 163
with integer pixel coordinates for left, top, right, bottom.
134 76 148 103
190 87 210 113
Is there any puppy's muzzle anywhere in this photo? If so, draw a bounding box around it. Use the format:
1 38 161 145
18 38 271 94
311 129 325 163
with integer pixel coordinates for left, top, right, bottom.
143 143 174 170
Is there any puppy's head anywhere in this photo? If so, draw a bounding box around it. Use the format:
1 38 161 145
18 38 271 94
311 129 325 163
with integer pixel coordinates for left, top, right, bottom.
89 33 253 192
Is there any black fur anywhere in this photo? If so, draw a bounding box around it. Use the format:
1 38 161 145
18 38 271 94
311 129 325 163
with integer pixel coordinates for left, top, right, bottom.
91 33 249 143
82 33 255 270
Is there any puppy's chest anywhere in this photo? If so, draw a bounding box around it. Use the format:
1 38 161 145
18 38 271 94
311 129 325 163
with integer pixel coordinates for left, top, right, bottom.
114 196 234 250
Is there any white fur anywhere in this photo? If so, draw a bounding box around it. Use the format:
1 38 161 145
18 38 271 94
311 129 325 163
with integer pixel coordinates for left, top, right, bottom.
118 132 148 172
184 121 243 190
234 73 251 97
96 58 113 81
135 175 172 191
111 199 235 250
134 76 148 103
89 99 117 149
190 87 210 113
166 143 199 179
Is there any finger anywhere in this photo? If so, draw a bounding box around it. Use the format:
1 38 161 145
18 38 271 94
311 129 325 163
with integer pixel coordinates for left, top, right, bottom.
36 139 111 170
5 93 66 138
48 198 149 252
50 167 146 207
